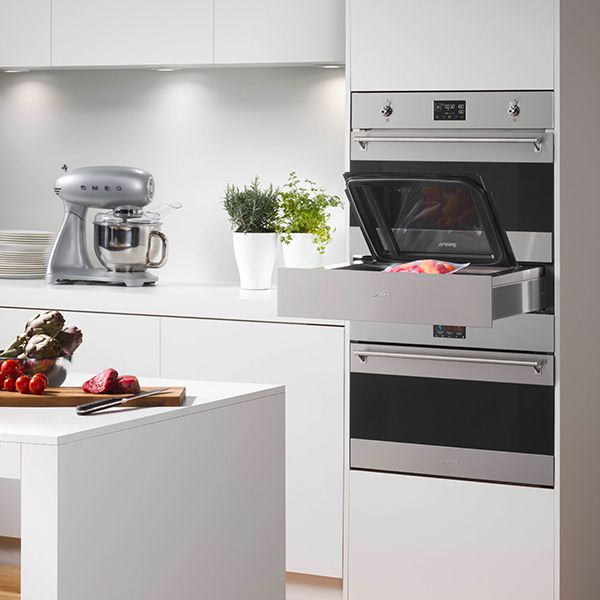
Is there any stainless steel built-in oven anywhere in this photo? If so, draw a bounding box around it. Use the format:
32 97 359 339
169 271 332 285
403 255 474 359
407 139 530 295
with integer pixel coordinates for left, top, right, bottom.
277 90 556 488
349 343 554 486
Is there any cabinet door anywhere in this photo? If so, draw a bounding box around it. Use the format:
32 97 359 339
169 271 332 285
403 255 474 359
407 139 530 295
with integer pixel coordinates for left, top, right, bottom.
52 0 213 67
348 470 554 600
0 308 160 377
0 0 51 68
350 0 554 91
161 317 345 578
214 0 344 64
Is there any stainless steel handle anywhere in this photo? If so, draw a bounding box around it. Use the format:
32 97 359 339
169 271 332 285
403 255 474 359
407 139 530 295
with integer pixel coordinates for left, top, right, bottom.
146 230 168 268
353 350 545 374
353 135 543 153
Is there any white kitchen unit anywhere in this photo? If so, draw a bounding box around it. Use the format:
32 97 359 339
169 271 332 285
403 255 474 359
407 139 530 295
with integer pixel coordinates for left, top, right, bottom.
0 0 51 68
0 308 160 377
0 376 285 600
347 470 554 600
349 0 554 91
161 316 345 578
51 0 214 67
214 0 344 64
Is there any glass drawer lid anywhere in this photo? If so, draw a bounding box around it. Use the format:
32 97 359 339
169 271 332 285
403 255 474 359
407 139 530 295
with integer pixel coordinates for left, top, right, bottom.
345 173 516 267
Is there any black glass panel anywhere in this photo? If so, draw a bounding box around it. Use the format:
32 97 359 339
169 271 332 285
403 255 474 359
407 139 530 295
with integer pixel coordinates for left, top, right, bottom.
349 160 554 233
350 373 554 455
346 173 515 266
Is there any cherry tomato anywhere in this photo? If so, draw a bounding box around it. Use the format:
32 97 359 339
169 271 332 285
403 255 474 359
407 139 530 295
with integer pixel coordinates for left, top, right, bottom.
15 375 31 394
1 359 19 378
3 377 16 392
31 372 49 386
0 374 4 388
29 377 47 395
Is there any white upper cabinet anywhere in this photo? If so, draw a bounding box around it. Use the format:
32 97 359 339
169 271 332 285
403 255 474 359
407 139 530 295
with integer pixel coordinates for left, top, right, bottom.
214 0 344 64
350 0 554 91
51 0 214 67
0 0 51 68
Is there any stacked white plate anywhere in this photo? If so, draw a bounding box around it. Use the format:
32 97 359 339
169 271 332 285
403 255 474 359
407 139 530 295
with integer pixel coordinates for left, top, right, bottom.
0 230 55 279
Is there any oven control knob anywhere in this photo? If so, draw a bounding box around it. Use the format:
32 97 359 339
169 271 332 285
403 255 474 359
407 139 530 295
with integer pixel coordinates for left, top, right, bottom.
381 104 393 118
508 100 521 117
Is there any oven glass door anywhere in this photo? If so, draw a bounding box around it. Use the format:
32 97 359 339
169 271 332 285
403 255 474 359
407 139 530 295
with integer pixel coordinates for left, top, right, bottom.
349 344 554 486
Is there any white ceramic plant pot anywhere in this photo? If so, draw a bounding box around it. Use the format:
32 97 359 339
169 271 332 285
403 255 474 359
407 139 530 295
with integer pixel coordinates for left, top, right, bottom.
232 232 277 290
281 233 323 269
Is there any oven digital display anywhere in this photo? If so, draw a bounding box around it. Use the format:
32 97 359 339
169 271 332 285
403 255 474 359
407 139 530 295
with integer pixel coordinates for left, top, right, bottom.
433 325 466 339
434 100 466 121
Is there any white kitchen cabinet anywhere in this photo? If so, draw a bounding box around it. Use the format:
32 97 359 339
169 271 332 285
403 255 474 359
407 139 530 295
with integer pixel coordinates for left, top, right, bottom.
160 317 345 578
0 0 51 68
0 308 160 377
350 0 554 91
214 0 344 64
348 470 554 600
51 0 214 67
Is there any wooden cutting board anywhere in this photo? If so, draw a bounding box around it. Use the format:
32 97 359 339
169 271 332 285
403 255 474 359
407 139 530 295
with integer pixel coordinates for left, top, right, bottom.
0 386 186 408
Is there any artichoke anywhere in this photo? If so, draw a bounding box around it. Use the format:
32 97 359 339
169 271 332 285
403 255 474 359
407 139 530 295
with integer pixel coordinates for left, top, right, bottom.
1 334 27 358
25 311 65 338
24 334 63 359
55 326 83 358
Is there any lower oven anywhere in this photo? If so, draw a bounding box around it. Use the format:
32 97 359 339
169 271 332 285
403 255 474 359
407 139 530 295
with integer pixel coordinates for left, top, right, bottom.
350 342 554 487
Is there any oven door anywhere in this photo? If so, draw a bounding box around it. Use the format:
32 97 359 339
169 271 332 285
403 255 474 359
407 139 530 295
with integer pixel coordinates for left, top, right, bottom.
349 343 554 487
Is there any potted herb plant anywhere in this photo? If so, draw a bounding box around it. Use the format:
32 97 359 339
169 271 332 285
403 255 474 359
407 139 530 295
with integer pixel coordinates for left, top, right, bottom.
276 172 343 268
223 177 279 290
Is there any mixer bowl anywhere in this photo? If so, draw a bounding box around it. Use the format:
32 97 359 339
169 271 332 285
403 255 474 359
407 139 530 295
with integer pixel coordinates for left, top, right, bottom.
94 222 168 272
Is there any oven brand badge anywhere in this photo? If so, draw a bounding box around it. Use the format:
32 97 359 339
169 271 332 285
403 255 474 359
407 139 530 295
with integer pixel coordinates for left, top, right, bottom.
438 241 457 248
370 291 391 298
439 457 459 466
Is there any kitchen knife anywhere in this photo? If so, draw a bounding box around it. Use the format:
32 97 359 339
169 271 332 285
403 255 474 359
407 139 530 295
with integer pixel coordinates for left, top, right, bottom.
76 388 171 416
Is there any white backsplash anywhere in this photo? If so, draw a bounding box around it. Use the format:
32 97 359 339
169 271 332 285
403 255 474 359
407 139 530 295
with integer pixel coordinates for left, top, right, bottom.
0 67 347 283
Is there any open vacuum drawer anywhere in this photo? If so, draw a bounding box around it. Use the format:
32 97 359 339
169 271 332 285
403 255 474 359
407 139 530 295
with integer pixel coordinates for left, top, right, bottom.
278 264 544 328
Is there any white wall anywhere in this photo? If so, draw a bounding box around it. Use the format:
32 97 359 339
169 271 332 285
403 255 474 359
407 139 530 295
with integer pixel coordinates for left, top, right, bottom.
0 67 346 283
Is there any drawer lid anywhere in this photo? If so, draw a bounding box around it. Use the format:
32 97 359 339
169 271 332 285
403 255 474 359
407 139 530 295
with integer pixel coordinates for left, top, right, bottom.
345 173 516 267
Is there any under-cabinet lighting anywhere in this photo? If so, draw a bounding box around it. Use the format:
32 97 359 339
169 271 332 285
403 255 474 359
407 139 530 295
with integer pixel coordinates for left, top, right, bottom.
152 67 180 72
320 64 342 69
3 69 30 73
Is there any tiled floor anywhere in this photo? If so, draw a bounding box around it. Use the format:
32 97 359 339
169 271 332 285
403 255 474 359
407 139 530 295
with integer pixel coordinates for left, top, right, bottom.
286 573 343 600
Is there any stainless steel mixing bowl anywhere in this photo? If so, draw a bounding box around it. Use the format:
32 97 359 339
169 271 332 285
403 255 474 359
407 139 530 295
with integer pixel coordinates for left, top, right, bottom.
94 210 168 273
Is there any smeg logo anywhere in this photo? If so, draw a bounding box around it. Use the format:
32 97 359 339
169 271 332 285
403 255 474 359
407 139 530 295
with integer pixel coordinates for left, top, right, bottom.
370 291 391 299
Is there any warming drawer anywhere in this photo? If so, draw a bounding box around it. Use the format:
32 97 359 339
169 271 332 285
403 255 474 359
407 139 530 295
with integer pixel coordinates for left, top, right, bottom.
277 265 545 328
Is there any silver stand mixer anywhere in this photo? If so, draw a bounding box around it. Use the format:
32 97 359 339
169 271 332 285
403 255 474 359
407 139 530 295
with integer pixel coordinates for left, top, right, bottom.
47 166 174 287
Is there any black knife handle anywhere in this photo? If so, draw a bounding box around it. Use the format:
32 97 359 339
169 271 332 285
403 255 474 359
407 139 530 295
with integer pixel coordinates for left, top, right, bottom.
76 396 125 415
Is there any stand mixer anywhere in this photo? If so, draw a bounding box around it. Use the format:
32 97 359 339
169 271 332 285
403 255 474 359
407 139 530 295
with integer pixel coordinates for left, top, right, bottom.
47 166 175 287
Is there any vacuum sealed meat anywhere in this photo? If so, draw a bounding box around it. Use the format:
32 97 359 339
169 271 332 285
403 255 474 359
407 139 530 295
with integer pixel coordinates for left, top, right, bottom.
384 259 470 274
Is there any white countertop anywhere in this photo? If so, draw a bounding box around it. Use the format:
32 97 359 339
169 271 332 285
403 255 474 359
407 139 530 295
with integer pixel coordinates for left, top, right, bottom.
0 279 341 325
0 373 283 445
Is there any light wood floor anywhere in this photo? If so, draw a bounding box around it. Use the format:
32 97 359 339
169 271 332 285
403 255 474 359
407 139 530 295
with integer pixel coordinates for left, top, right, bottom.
0 564 342 600
0 564 19 600
287 573 343 600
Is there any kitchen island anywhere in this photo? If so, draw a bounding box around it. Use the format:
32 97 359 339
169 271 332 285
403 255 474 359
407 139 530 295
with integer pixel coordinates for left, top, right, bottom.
0 376 285 600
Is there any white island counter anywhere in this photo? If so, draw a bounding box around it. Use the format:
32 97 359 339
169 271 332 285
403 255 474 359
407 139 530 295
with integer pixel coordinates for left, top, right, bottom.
0 376 285 600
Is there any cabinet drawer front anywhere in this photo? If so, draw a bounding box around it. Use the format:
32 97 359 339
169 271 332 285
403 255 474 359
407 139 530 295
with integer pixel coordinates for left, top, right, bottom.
279 266 544 328
0 442 20 479
348 470 554 600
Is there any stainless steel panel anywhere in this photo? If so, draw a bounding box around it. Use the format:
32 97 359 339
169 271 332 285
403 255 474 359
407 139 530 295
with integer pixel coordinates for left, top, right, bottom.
350 344 553 386
350 439 554 487
349 313 555 353
352 91 554 130
507 231 553 263
350 129 554 163
277 265 545 328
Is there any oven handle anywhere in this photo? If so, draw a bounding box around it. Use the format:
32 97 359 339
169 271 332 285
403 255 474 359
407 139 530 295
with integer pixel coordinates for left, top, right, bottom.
353 350 545 374
353 135 543 153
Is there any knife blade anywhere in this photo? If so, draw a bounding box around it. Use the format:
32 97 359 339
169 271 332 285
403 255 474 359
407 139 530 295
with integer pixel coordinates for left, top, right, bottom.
76 388 172 416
